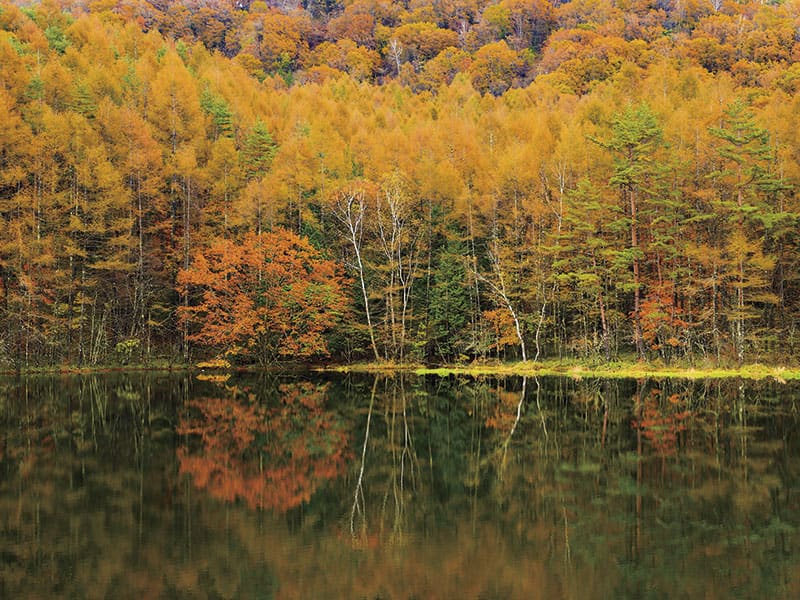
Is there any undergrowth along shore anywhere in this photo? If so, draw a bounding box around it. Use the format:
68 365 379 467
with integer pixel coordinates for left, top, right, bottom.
2 360 799 382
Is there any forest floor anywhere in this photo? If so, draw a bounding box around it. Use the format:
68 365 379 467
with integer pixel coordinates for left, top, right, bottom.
326 360 800 382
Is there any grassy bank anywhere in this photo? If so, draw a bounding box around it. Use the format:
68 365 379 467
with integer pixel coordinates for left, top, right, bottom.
4 359 799 382
325 360 800 382
0 360 191 377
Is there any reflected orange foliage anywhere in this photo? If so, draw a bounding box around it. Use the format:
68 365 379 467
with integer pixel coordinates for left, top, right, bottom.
485 387 523 432
633 389 693 456
177 382 350 512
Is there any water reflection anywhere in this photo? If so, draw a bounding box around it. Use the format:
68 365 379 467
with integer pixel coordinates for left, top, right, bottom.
177 381 349 512
0 373 798 598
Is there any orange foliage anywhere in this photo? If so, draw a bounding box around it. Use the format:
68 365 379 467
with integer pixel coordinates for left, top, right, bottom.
482 308 519 355
307 39 380 82
177 229 349 362
639 283 689 352
257 10 310 72
485 387 524 432
326 11 376 48
390 22 460 62
469 40 521 96
3 0 800 367
633 389 693 456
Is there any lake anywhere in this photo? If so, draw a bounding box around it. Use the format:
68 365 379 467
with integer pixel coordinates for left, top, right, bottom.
0 371 799 598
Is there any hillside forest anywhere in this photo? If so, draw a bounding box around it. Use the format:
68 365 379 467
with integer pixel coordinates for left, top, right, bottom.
1 0 800 369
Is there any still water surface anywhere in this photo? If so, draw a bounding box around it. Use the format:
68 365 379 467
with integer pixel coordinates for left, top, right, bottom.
1 372 799 598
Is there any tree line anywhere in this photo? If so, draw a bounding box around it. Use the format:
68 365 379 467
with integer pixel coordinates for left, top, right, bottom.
0 0 798 368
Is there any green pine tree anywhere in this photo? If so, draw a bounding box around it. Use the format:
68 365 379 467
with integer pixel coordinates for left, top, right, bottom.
428 235 471 363
200 87 234 139
708 98 783 363
241 119 277 180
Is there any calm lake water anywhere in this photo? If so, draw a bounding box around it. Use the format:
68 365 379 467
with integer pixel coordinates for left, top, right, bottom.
1 371 799 599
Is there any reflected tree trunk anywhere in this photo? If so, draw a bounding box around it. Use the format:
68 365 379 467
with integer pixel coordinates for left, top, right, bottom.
351 377 376 539
499 377 526 479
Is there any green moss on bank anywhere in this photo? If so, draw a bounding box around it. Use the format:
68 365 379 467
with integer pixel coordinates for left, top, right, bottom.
5 359 798 382
325 360 800 382
0 360 191 376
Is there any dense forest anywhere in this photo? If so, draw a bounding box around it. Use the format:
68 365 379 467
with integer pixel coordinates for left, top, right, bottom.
0 0 799 368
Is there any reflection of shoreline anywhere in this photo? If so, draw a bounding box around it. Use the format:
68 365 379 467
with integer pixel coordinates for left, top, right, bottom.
324 362 798 382
1 373 797 598
177 383 349 512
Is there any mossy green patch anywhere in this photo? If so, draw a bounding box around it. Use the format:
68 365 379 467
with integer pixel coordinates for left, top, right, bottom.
323 360 800 382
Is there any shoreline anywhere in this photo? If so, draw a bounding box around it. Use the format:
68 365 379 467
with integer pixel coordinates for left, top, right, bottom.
321 360 800 382
2 360 798 382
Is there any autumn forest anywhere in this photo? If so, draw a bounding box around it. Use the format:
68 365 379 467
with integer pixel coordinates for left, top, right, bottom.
1 0 800 369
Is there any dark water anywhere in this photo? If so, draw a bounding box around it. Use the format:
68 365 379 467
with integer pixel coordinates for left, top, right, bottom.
1 372 799 599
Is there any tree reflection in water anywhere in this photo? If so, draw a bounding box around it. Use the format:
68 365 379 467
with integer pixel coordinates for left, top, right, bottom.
348 375 421 549
633 385 693 456
1 373 800 598
177 381 349 512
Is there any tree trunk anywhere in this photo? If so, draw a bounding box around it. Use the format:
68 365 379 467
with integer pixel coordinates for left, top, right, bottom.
630 188 646 360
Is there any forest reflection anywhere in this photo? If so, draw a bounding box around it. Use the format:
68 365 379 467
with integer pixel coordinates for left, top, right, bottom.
0 372 799 598
177 381 349 512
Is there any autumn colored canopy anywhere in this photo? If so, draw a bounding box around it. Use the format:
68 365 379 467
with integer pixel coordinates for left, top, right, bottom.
1 0 799 368
177 230 348 363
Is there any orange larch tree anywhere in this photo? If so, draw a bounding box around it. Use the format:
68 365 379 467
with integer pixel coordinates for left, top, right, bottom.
177 228 349 364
